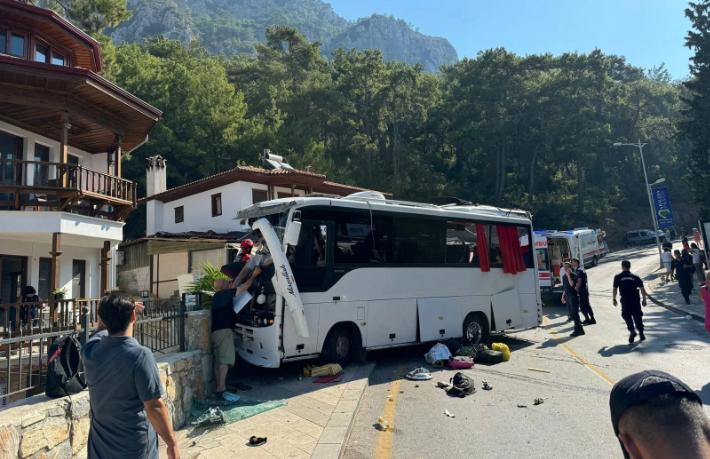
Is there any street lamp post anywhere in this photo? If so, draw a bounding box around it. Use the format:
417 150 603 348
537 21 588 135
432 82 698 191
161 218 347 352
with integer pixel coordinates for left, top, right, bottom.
613 140 664 266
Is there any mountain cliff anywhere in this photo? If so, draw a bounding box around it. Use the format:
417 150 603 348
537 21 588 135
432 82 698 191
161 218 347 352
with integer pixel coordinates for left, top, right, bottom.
108 0 458 71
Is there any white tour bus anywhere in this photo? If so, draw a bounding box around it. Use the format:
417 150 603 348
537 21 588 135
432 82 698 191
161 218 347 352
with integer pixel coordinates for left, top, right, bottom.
233 192 542 368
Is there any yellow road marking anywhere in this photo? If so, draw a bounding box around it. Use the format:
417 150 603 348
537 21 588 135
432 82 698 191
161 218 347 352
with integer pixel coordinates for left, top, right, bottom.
374 378 402 459
543 317 616 386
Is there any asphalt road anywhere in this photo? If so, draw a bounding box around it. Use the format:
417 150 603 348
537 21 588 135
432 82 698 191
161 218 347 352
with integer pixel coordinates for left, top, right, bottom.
342 247 710 459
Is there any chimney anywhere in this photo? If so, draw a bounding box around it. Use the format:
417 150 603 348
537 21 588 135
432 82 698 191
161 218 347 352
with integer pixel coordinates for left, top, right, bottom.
145 155 167 197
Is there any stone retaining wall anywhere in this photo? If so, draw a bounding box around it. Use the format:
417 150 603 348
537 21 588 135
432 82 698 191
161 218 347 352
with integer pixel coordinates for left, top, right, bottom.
0 350 209 459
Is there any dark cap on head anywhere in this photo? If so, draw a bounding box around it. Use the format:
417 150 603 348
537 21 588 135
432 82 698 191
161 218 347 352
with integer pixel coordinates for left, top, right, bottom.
609 370 702 457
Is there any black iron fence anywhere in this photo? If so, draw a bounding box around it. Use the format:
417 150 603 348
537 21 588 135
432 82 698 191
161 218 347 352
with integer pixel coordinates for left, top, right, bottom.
0 298 185 404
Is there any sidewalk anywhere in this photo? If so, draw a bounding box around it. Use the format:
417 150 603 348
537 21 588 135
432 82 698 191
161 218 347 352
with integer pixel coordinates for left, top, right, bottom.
645 271 706 322
163 362 375 459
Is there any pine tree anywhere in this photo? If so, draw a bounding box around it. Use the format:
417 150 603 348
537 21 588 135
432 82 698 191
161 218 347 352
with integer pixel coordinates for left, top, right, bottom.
684 2 710 217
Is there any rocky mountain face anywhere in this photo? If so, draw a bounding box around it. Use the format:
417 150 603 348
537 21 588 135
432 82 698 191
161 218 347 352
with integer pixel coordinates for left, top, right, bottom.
108 0 458 71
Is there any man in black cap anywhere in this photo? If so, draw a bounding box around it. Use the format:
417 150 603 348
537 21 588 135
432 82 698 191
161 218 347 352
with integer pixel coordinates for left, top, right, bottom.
612 260 648 344
609 370 710 459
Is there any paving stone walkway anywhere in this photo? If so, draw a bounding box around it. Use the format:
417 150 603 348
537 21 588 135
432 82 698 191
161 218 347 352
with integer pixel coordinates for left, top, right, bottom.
162 363 375 459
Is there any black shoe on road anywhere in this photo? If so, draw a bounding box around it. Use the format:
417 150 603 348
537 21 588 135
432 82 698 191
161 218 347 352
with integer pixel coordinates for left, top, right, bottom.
582 318 597 325
639 332 646 341
570 329 586 337
629 333 636 344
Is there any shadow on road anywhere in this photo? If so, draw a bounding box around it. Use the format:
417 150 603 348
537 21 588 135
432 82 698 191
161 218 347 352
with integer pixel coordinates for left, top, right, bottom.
598 342 641 357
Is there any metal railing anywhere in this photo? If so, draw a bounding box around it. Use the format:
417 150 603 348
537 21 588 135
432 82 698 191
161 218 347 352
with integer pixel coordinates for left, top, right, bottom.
0 298 184 403
0 158 136 205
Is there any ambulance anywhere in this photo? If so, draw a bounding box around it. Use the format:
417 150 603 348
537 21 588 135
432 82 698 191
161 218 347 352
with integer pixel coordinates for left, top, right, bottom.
533 232 552 293
544 228 607 289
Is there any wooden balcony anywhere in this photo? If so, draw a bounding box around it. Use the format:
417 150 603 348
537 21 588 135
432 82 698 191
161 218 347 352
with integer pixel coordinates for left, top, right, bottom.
0 159 136 220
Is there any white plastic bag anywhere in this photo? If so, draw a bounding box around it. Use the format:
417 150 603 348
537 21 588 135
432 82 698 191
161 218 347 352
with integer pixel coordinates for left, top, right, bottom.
424 343 452 365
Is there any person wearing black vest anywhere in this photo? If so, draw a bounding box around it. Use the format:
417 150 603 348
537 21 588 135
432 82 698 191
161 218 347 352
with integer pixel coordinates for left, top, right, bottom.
612 260 648 344
562 260 585 336
572 258 596 325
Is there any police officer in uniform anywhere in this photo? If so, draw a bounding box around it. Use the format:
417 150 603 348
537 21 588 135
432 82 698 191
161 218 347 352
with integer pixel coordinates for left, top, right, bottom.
612 260 648 344
572 258 596 325
562 261 585 336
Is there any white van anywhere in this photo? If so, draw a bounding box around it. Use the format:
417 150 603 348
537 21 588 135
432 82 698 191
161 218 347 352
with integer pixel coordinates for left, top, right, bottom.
233 193 543 367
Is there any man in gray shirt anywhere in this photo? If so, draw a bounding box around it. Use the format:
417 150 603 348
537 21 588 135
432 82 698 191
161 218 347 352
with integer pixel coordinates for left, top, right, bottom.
83 294 180 459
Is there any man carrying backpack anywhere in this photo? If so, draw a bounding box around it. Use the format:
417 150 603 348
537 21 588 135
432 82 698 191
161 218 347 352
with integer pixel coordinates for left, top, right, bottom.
83 294 180 459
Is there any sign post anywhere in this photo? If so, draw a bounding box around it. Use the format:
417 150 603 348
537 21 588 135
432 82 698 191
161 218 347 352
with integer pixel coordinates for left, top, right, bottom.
651 187 675 230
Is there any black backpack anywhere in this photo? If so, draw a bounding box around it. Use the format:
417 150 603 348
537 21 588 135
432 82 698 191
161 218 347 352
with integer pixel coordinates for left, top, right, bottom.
447 372 476 398
46 333 86 398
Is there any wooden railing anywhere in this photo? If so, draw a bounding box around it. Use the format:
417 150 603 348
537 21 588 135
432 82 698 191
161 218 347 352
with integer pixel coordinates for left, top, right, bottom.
0 158 136 205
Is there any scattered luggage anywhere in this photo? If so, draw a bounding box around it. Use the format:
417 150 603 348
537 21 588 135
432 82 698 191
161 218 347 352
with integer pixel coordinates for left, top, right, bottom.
446 372 476 398
406 367 433 381
424 342 452 365
476 349 504 364
491 342 511 361
447 356 474 369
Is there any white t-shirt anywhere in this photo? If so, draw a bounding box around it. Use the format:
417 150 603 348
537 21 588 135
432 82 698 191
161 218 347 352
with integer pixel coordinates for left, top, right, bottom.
692 248 701 264
661 251 673 263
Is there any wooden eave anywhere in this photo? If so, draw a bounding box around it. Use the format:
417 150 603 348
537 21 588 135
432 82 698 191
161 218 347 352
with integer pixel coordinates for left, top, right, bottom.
0 0 102 71
0 56 162 153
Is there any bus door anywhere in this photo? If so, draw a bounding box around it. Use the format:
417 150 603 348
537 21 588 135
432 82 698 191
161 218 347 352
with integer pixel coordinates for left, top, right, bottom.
281 219 334 356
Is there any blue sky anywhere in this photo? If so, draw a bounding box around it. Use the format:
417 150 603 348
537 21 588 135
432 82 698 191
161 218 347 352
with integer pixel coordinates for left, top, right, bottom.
328 0 692 80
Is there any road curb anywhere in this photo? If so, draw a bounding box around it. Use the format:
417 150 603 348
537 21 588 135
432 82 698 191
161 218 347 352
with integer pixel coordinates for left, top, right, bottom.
311 362 375 459
646 293 704 323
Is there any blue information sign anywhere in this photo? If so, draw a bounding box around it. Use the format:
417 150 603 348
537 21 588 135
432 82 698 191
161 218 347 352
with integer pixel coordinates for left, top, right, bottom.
652 187 674 229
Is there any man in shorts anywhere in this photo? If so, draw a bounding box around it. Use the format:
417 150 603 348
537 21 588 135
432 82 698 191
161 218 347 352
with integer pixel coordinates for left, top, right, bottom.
211 277 256 401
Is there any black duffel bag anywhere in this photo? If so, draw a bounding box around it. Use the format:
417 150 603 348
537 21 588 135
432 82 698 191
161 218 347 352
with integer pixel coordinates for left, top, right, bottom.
46 333 86 398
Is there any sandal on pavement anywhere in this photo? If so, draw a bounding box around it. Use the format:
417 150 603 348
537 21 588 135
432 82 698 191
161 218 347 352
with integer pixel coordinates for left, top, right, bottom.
249 436 267 447
406 368 432 381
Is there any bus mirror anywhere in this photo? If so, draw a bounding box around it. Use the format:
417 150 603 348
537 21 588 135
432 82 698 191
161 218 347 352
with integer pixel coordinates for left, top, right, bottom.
284 221 302 246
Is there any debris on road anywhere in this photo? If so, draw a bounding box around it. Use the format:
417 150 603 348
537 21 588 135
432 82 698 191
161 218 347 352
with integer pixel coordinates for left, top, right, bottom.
482 380 493 391
425 342 452 366
517 404 528 408
446 372 476 398
476 349 504 364
528 367 551 373
248 436 267 447
491 342 511 361
304 363 342 377
406 367 433 381
444 409 455 418
376 416 392 431
447 356 474 369
534 398 545 406
436 381 452 389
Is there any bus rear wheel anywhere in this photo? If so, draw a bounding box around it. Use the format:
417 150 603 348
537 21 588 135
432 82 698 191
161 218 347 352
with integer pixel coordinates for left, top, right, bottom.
322 325 357 366
592 256 599 267
463 314 490 346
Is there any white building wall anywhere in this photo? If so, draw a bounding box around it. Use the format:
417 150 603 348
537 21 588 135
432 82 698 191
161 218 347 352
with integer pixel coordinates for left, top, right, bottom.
0 239 101 299
0 120 109 178
149 181 305 235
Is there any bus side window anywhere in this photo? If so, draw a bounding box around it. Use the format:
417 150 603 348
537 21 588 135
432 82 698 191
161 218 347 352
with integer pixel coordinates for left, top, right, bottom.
488 225 503 267
446 221 479 266
517 226 534 268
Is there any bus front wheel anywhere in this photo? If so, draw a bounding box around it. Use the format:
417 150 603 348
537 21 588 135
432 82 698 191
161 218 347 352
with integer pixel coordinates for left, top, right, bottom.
322 325 359 366
463 314 490 346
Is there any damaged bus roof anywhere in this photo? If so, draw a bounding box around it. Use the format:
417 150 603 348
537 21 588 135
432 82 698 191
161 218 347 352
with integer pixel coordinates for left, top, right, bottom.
237 193 531 225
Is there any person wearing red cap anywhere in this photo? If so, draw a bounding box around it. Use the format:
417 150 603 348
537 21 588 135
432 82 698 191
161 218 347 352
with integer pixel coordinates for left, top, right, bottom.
237 239 254 264
609 370 709 459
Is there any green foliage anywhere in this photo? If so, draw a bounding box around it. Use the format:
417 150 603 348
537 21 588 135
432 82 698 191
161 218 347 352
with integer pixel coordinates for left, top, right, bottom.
37 0 131 35
683 1 710 217
97 27 694 243
186 263 229 308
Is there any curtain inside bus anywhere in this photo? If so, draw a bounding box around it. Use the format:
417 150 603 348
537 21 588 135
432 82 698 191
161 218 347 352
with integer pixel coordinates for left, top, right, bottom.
475 224 490 272
497 225 526 274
